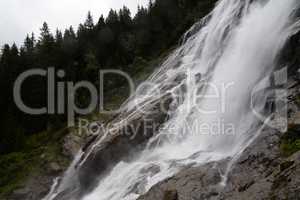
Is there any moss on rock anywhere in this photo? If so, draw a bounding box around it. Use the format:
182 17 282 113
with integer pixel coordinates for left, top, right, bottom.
280 125 300 157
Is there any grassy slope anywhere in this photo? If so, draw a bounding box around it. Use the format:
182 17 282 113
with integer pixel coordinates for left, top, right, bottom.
0 129 70 197
280 94 300 157
280 125 300 157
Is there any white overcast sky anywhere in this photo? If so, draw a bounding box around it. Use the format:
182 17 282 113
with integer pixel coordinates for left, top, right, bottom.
0 0 149 47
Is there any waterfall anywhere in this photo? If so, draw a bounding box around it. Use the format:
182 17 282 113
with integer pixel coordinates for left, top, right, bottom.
46 0 300 199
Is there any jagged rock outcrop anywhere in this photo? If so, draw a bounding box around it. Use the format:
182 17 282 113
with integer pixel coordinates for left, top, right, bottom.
138 73 300 200
9 174 54 200
62 132 85 159
53 95 174 199
137 28 300 200
138 127 300 200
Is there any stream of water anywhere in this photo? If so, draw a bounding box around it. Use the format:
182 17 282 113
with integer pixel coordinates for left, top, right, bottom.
45 0 300 199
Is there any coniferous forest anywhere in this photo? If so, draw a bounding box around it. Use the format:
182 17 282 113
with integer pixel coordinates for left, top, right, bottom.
0 0 217 154
1 0 300 199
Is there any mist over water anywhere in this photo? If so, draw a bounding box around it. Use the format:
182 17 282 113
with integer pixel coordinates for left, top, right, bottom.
45 0 300 199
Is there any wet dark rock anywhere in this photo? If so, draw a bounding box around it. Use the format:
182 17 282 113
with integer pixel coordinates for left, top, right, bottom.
63 96 174 198
279 32 300 76
195 73 202 83
139 160 228 200
174 73 187 84
49 162 63 173
81 134 98 153
163 190 178 200
9 174 54 200
140 164 161 176
280 160 295 172
62 132 84 159
139 126 300 200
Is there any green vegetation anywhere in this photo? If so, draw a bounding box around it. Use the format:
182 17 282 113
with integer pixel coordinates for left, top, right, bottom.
280 125 300 157
0 0 218 155
0 48 166 198
296 95 300 106
0 0 219 197
163 190 178 200
0 0 299 198
0 129 70 198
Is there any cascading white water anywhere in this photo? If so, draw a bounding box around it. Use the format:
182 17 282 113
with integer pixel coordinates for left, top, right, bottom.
46 0 300 199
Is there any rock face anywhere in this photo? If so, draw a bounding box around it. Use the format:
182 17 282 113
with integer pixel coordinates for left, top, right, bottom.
74 96 172 197
221 129 300 200
138 127 300 200
9 174 55 200
8 35 300 199
138 63 300 200
51 74 300 199
4 130 85 200
62 133 84 159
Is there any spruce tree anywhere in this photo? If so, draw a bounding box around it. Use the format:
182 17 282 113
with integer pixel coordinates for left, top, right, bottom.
84 11 94 30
